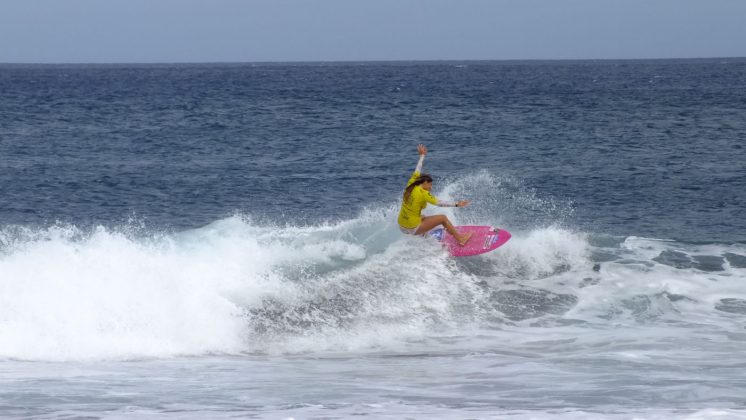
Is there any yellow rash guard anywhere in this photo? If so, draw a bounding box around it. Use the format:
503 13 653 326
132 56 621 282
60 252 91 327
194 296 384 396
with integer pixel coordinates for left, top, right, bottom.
397 171 439 229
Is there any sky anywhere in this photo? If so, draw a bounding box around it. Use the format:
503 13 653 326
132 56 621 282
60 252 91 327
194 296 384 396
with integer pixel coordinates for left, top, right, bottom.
1 0 745 63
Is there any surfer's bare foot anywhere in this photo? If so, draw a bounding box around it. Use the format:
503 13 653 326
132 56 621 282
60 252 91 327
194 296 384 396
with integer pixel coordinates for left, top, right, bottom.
457 232 473 246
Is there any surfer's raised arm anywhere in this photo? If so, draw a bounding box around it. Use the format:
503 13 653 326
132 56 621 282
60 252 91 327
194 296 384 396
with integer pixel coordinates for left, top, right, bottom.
414 143 426 175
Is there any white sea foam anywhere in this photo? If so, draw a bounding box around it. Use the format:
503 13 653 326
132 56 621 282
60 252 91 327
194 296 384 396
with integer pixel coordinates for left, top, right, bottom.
1 199 746 361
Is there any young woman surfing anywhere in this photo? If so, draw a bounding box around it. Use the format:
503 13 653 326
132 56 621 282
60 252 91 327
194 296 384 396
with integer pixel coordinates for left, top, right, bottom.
397 144 472 246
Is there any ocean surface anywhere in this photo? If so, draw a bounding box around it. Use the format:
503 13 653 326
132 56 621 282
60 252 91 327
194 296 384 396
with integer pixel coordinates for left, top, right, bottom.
1 59 746 419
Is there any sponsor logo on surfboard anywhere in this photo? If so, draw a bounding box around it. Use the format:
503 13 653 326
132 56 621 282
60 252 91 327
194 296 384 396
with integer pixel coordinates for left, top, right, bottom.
429 228 444 241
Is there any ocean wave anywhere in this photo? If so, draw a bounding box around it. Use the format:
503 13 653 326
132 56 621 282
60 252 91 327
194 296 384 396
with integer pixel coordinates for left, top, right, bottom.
1 177 745 361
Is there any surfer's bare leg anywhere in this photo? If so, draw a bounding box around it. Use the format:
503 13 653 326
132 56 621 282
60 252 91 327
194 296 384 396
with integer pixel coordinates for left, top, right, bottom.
416 215 472 245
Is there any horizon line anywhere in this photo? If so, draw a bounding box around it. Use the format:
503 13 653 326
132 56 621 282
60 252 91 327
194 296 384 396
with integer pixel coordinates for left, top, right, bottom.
1 56 745 66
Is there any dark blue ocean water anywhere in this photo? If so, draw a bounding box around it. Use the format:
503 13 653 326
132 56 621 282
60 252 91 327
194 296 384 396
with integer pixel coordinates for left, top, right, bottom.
2 59 745 241
2 60 746 419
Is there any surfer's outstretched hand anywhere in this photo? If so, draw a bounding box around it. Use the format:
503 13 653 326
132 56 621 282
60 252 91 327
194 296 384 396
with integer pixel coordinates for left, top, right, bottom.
457 200 471 208
417 144 427 156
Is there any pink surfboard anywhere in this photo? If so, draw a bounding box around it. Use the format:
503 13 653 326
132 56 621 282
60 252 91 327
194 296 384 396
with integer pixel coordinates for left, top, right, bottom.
429 226 511 257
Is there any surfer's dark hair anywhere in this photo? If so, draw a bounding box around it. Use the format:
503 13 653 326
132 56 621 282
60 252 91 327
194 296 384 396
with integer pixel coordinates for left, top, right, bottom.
403 174 433 203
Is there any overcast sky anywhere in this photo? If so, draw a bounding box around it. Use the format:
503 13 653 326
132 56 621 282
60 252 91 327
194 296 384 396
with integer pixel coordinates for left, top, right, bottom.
1 0 745 63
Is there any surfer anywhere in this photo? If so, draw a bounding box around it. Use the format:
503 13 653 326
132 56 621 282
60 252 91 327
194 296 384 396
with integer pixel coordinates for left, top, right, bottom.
398 144 472 246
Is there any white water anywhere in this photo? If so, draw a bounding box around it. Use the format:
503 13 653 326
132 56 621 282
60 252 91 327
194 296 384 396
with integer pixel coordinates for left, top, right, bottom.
2 208 746 361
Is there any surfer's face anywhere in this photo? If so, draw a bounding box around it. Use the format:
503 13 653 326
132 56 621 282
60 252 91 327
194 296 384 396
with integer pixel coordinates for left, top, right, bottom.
421 180 433 191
